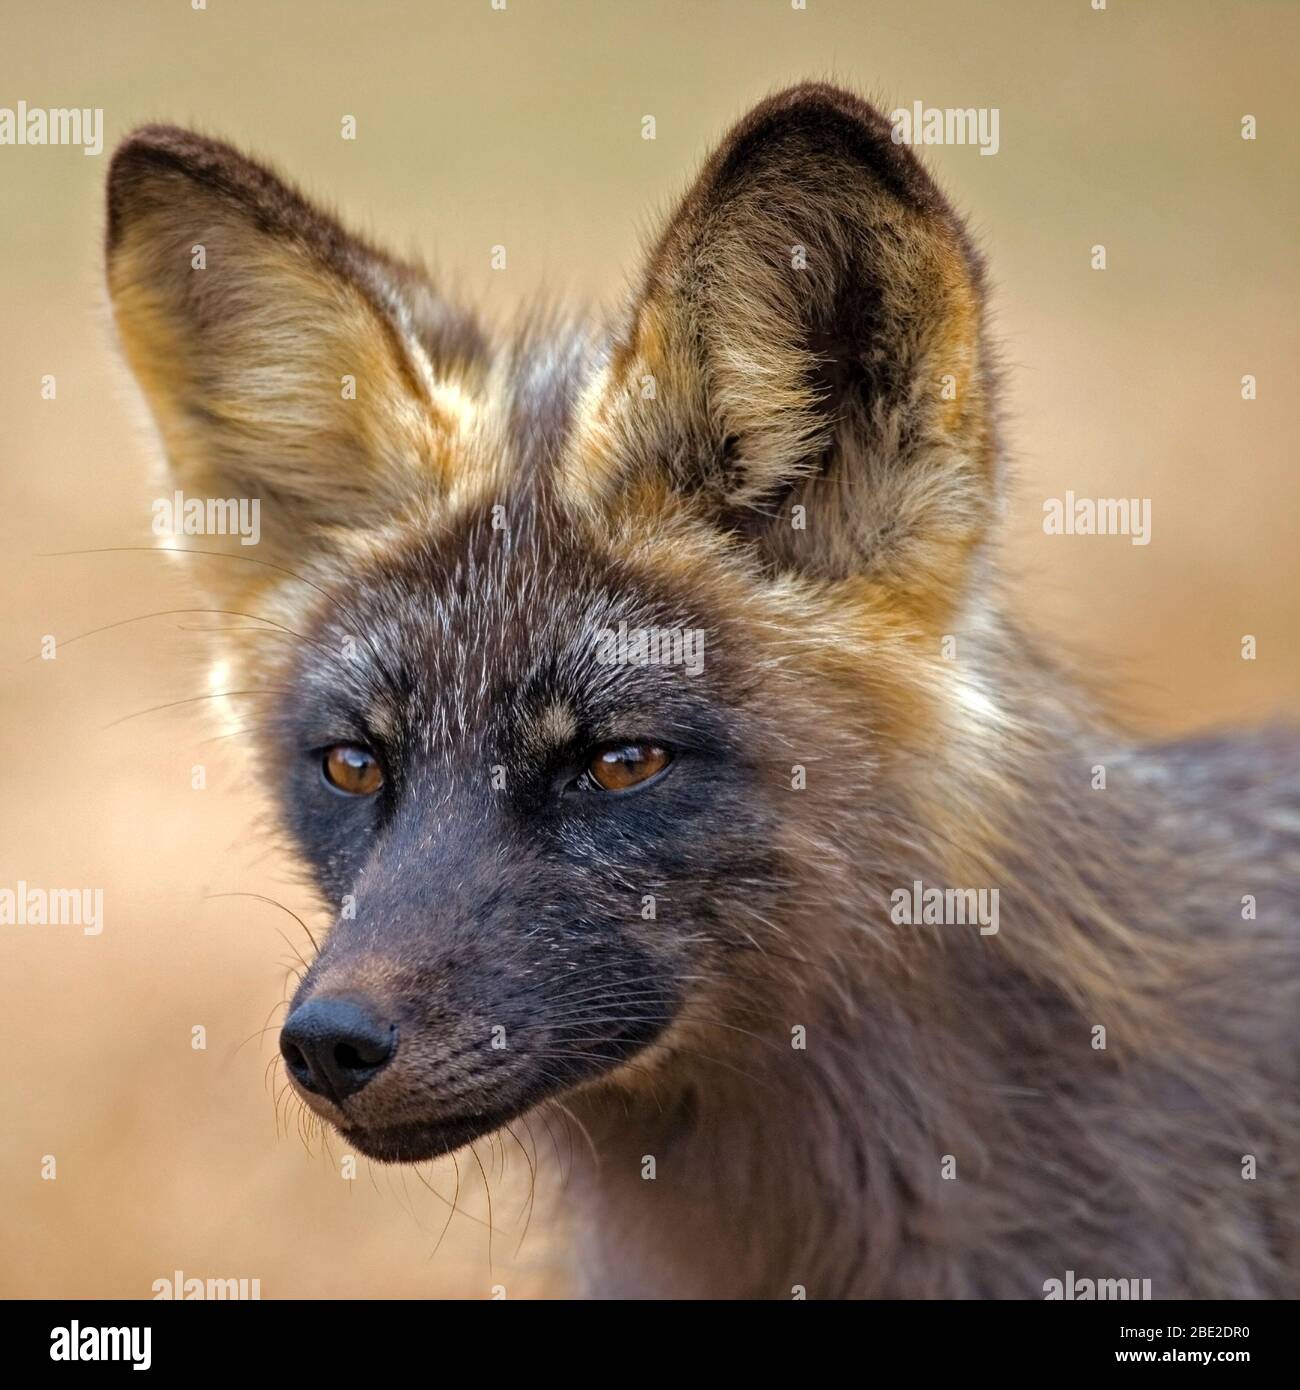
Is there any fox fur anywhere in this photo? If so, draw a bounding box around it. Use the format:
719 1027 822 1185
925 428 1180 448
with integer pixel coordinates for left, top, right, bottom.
105 84 1300 1299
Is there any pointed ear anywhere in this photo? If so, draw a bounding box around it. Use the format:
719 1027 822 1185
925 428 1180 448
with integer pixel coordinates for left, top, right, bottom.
572 84 998 615
106 125 488 577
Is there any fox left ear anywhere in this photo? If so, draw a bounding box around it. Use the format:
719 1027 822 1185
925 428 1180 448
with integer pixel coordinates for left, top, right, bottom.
571 84 998 613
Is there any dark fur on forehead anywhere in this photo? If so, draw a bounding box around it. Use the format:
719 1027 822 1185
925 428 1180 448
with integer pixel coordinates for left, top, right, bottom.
284 484 738 768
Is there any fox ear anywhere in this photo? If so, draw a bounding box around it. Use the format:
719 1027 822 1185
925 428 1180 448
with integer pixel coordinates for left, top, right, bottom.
573 85 997 613
106 126 487 574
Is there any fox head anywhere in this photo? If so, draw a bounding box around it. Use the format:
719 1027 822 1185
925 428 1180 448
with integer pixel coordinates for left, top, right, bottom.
106 85 1000 1163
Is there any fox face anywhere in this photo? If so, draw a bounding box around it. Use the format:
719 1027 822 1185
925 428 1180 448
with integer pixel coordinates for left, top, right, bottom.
259 501 799 1160
106 86 998 1166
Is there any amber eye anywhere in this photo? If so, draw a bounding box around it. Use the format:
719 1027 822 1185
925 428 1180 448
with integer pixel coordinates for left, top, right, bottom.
322 744 384 796
586 743 672 793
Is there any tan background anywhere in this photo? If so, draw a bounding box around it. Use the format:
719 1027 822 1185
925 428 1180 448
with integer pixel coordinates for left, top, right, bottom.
1 0 1296 1298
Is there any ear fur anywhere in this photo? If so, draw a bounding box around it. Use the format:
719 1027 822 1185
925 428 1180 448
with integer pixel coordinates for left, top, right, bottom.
569 83 999 614
106 126 489 577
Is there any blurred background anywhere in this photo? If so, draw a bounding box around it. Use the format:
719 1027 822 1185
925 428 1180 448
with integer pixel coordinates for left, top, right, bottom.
1 0 1296 1298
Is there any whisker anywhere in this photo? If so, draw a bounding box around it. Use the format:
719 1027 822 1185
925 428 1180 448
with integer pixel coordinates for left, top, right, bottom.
40 543 383 656
467 1141 496 1283
207 890 321 954
28 606 313 662
105 687 291 729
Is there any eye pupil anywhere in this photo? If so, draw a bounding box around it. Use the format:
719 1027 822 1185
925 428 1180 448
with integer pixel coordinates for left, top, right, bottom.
323 744 383 796
588 743 670 792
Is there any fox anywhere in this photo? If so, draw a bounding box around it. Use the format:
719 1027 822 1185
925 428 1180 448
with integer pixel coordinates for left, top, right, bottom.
104 83 1300 1299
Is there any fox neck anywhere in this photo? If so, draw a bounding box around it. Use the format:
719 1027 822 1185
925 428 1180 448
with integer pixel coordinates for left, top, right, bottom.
557 953 1026 1298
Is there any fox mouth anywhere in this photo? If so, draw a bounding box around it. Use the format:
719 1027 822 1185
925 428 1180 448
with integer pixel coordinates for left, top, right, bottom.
339 1106 522 1163
284 1009 678 1164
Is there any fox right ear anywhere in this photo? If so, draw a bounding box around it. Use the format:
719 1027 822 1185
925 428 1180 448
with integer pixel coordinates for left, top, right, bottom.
106 126 486 572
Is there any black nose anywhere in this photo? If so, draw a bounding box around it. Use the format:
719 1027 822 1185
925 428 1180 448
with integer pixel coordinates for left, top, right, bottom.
280 997 397 1102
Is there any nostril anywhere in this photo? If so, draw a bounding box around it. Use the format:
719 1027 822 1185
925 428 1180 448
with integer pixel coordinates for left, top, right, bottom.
280 996 398 1102
281 1041 313 1087
335 1038 390 1071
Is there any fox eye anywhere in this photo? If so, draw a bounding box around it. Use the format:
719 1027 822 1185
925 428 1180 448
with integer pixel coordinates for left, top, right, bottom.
585 743 672 793
322 744 384 797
